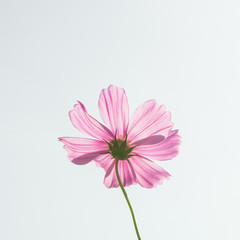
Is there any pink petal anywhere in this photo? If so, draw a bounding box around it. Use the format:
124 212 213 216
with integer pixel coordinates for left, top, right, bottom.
59 137 108 165
98 85 129 138
129 156 171 188
127 100 173 142
95 155 137 188
133 135 165 146
95 153 113 171
69 102 113 141
133 130 181 161
103 160 119 188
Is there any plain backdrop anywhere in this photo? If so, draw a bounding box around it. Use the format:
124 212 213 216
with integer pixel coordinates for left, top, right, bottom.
1 0 240 239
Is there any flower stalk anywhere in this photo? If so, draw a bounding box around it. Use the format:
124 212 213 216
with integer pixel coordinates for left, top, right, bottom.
115 159 141 240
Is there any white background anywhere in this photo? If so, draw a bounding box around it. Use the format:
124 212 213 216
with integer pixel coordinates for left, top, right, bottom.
1 1 240 239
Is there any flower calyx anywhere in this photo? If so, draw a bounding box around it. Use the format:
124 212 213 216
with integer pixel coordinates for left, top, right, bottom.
107 133 135 161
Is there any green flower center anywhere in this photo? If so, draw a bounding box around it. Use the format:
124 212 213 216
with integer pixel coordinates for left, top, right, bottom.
107 137 135 161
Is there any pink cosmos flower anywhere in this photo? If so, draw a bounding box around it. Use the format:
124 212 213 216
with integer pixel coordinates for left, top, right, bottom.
59 85 181 188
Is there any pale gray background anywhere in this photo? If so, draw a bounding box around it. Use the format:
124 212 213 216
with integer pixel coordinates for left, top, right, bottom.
1 0 240 239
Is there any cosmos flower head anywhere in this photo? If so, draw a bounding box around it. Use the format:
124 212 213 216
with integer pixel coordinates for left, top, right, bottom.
59 85 181 188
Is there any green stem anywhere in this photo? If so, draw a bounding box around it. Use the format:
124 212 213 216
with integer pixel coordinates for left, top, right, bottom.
115 159 141 240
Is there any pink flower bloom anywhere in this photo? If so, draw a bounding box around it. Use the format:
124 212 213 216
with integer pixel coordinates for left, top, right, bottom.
59 85 181 188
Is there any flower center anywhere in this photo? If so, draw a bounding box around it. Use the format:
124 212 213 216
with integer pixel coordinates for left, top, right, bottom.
107 137 135 161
